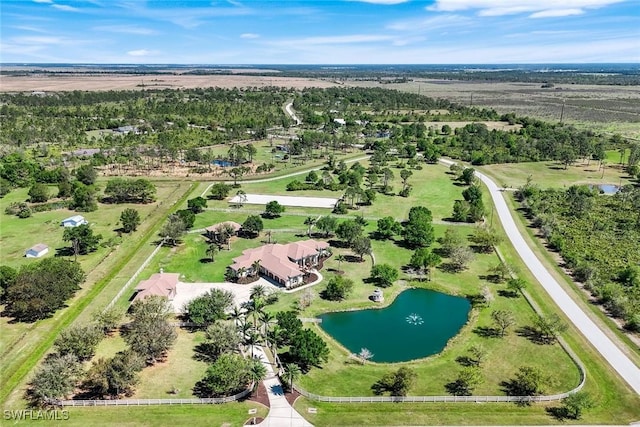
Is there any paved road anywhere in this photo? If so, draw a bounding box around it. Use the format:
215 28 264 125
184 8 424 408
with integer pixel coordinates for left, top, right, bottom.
253 346 313 427
441 159 640 394
285 101 302 126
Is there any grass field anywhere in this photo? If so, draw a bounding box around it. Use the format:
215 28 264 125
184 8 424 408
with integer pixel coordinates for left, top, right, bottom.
476 158 631 189
126 169 584 398
273 223 580 397
0 181 195 407
239 161 464 221
7 404 268 427
0 182 182 268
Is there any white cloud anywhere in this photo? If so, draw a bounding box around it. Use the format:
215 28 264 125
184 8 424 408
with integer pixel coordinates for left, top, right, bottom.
530 8 584 18
12 35 64 44
33 0 53 3
52 4 81 12
127 49 159 57
311 35 394 44
11 25 49 33
240 33 260 39
388 14 471 31
427 0 626 17
94 25 158 35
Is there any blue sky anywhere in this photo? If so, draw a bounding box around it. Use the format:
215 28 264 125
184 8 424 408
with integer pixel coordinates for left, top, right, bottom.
1 0 638 63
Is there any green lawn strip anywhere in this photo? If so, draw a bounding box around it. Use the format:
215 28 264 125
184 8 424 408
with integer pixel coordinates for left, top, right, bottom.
192 210 330 232
293 395 636 426
8 404 268 427
479 167 640 365
477 158 630 190
0 183 197 405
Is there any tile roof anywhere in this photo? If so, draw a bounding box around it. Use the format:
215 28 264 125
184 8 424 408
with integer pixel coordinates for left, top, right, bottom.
134 272 180 302
230 239 328 283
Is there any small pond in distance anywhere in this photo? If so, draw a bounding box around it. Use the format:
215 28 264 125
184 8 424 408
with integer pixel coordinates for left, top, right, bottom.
319 289 471 363
595 184 619 195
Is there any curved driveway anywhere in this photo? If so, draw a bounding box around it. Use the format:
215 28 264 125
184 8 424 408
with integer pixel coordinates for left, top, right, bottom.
441 159 640 394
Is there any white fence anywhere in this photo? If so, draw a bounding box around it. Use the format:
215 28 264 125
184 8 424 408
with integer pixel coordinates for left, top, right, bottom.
293 379 585 404
104 239 166 311
57 388 251 407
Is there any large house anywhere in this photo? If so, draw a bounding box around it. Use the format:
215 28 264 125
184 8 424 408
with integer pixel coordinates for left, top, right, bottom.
132 272 180 302
228 239 330 289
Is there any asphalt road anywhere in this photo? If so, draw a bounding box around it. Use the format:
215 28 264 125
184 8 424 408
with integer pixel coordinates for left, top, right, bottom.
441 159 640 394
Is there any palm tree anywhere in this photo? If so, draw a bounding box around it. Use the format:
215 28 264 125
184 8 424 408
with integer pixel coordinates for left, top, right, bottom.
250 283 267 301
251 260 262 278
265 230 273 244
245 329 261 357
335 254 345 273
206 243 218 263
258 311 275 341
249 358 267 397
304 216 316 237
229 306 245 326
282 363 302 392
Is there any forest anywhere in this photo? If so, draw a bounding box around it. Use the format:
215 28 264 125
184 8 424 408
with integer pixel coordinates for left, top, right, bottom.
1 86 638 197
517 183 640 331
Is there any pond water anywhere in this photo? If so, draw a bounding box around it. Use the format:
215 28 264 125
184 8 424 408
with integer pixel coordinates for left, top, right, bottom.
319 289 471 363
212 159 233 167
595 184 620 194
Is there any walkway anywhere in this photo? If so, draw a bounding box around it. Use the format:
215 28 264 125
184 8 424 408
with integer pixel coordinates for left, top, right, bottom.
253 346 313 427
439 159 640 394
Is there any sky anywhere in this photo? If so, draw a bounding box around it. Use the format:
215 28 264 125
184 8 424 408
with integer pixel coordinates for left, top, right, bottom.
1 0 639 64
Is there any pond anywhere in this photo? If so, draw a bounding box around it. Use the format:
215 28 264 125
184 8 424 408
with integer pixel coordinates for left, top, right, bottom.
318 289 471 363
593 184 619 194
212 159 233 167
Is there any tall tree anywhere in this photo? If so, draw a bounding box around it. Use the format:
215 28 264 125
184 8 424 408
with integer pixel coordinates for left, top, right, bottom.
4 258 85 322
55 324 103 362
316 215 338 237
63 224 102 257
159 214 186 246
491 310 516 337
184 289 234 327
75 164 97 185
122 296 176 364
119 208 141 233
403 206 435 248
27 354 82 407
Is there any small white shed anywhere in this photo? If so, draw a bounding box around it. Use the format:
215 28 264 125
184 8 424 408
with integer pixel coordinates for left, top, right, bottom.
61 215 88 227
25 243 49 258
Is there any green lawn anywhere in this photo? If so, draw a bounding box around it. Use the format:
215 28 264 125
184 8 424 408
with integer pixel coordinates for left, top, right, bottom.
133 329 208 399
0 182 194 407
294 396 639 426
278 224 580 397
0 182 181 269
7 404 267 427
476 158 630 189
